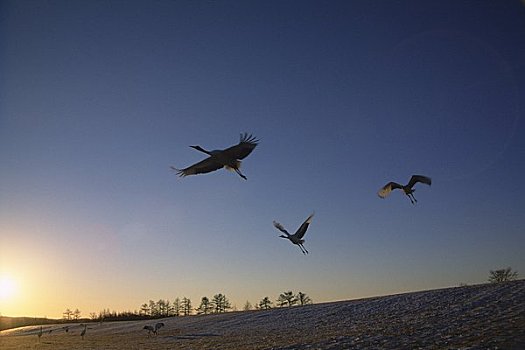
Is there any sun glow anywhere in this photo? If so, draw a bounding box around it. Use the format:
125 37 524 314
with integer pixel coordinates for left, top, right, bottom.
0 275 17 300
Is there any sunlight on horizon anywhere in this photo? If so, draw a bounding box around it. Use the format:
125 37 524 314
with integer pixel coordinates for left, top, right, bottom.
0 0 524 325
0 275 18 302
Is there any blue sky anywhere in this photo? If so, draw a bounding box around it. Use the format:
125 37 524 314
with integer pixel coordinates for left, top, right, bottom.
1 0 524 318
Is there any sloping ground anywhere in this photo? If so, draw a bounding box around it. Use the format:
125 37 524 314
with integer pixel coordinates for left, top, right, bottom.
1 280 524 349
0 316 62 332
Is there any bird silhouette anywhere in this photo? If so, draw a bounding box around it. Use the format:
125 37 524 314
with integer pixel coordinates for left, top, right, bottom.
80 324 87 340
171 133 259 180
273 213 314 255
143 325 155 336
378 175 432 204
154 322 165 334
37 326 43 342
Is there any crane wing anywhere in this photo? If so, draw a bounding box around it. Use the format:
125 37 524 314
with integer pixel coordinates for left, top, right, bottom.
171 157 223 177
408 175 432 188
295 212 314 239
223 133 259 160
377 182 403 198
273 221 290 236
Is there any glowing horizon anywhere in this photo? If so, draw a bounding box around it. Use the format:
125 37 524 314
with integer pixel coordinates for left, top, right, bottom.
1 0 524 321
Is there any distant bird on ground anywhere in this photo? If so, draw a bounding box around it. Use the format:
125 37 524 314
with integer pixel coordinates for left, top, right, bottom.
63 326 69 333
378 175 432 204
273 213 314 255
80 324 87 340
171 133 259 180
154 322 165 334
143 325 155 336
37 326 43 341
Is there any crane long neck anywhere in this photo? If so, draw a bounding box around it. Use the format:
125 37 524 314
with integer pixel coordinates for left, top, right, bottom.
191 145 212 155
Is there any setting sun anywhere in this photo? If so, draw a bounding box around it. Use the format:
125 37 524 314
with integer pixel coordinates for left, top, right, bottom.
0 275 17 300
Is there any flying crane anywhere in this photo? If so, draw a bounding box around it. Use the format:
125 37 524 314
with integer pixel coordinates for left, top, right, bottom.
172 133 258 180
378 175 432 204
273 213 314 255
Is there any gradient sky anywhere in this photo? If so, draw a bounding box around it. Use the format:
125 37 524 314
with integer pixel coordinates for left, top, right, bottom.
1 0 524 318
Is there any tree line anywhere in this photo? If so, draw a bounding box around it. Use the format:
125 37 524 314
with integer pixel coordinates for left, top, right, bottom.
61 265 521 321
64 264 520 322
62 291 313 322
3 267 519 331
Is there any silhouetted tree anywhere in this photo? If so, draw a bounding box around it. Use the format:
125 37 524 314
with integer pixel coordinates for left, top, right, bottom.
140 303 150 316
148 300 158 317
296 292 312 306
157 299 168 316
181 297 192 316
212 293 231 313
62 309 73 320
243 301 253 311
89 312 98 320
73 309 81 320
196 297 213 315
166 300 175 316
98 308 110 321
258 297 273 310
172 298 181 317
489 267 518 283
277 291 297 307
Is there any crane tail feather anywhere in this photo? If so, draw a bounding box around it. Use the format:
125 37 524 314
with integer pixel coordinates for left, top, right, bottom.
225 160 241 171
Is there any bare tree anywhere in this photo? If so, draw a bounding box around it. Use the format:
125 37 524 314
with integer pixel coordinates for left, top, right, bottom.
140 303 150 316
243 301 253 311
196 297 213 315
258 297 273 310
277 291 297 307
296 292 312 306
63 309 73 320
276 295 287 307
489 267 518 283
73 309 81 320
148 300 158 317
212 293 231 313
98 309 111 321
181 297 192 316
165 300 174 316
157 299 167 316
172 298 181 317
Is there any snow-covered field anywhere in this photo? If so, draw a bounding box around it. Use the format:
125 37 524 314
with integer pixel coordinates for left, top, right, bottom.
1 280 524 349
